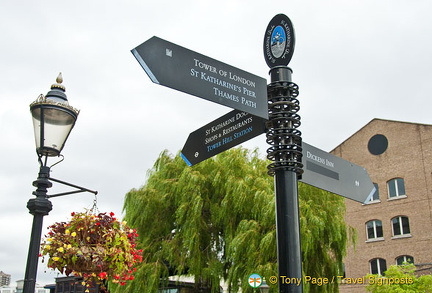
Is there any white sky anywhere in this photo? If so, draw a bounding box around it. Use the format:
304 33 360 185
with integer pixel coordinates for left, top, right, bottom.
1 0 432 287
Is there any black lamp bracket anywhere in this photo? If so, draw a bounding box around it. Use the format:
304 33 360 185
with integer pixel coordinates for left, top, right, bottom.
33 163 98 199
47 176 98 198
34 153 97 198
37 153 64 169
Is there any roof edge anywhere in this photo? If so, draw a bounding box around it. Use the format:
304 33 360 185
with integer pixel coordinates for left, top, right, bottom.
330 118 432 153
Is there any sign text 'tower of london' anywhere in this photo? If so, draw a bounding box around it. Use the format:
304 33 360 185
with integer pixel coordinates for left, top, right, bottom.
132 36 268 119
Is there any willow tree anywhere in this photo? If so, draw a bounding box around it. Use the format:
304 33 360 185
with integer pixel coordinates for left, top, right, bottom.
111 147 353 293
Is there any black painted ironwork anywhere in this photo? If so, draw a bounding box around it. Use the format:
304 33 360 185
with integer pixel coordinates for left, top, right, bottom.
266 66 303 293
266 66 303 177
23 161 98 293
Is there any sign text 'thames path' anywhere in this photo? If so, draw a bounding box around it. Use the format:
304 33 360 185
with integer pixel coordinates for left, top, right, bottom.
132 36 268 119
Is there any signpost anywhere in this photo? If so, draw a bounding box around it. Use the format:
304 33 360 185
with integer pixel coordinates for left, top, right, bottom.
132 16 375 293
132 36 268 119
180 110 266 166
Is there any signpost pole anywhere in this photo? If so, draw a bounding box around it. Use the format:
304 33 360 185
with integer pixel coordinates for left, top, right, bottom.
274 164 302 293
266 66 303 293
263 14 303 292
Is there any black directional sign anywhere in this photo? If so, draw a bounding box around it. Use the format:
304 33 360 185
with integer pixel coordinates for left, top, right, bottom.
132 35 375 203
300 142 376 204
132 36 268 119
180 110 266 166
181 115 375 203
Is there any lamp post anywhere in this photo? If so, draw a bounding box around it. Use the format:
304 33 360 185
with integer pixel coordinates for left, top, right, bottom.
260 281 270 293
23 74 95 293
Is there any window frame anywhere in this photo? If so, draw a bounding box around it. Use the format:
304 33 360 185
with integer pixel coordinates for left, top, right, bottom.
368 183 380 203
370 258 387 275
387 178 407 199
391 216 411 238
365 219 384 242
396 255 414 265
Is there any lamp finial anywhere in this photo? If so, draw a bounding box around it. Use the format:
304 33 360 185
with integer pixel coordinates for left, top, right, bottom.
51 72 65 91
56 72 63 84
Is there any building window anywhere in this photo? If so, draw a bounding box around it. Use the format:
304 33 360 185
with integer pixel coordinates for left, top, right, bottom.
387 178 406 199
370 258 387 275
392 216 411 237
368 134 388 155
396 255 414 265
366 220 383 240
369 183 380 202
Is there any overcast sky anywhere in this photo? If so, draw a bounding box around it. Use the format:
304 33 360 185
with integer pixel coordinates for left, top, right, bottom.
1 0 432 287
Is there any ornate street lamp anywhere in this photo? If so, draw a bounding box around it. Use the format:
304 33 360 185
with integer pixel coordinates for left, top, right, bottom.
23 74 96 293
30 72 79 159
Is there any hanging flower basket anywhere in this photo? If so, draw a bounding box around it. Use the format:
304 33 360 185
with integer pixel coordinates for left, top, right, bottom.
41 211 142 291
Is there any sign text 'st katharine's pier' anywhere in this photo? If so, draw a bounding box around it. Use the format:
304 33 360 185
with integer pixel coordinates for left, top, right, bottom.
131 36 268 119
191 58 258 110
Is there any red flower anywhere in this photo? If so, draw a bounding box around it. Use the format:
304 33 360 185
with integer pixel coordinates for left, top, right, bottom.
98 272 108 279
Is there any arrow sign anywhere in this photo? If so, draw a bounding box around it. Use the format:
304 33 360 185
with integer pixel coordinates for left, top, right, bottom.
300 142 376 204
180 113 375 203
180 110 266 166
132 36 268 119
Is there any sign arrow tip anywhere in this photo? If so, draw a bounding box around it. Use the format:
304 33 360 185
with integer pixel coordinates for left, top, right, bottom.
131 48 160 84
180 152 193 166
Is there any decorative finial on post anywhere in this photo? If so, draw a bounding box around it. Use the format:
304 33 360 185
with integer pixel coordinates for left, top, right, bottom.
56 72 63 84
51 72 65 91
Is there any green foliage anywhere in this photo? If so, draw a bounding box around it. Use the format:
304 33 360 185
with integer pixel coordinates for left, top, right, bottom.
299 186 353 293
111 148 352 293
366 264 432 293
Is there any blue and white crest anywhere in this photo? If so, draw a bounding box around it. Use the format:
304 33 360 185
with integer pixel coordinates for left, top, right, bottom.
263 14 295 68
271 25 286 58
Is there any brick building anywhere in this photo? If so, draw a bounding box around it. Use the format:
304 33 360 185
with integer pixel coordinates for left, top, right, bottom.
331 119 432 292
